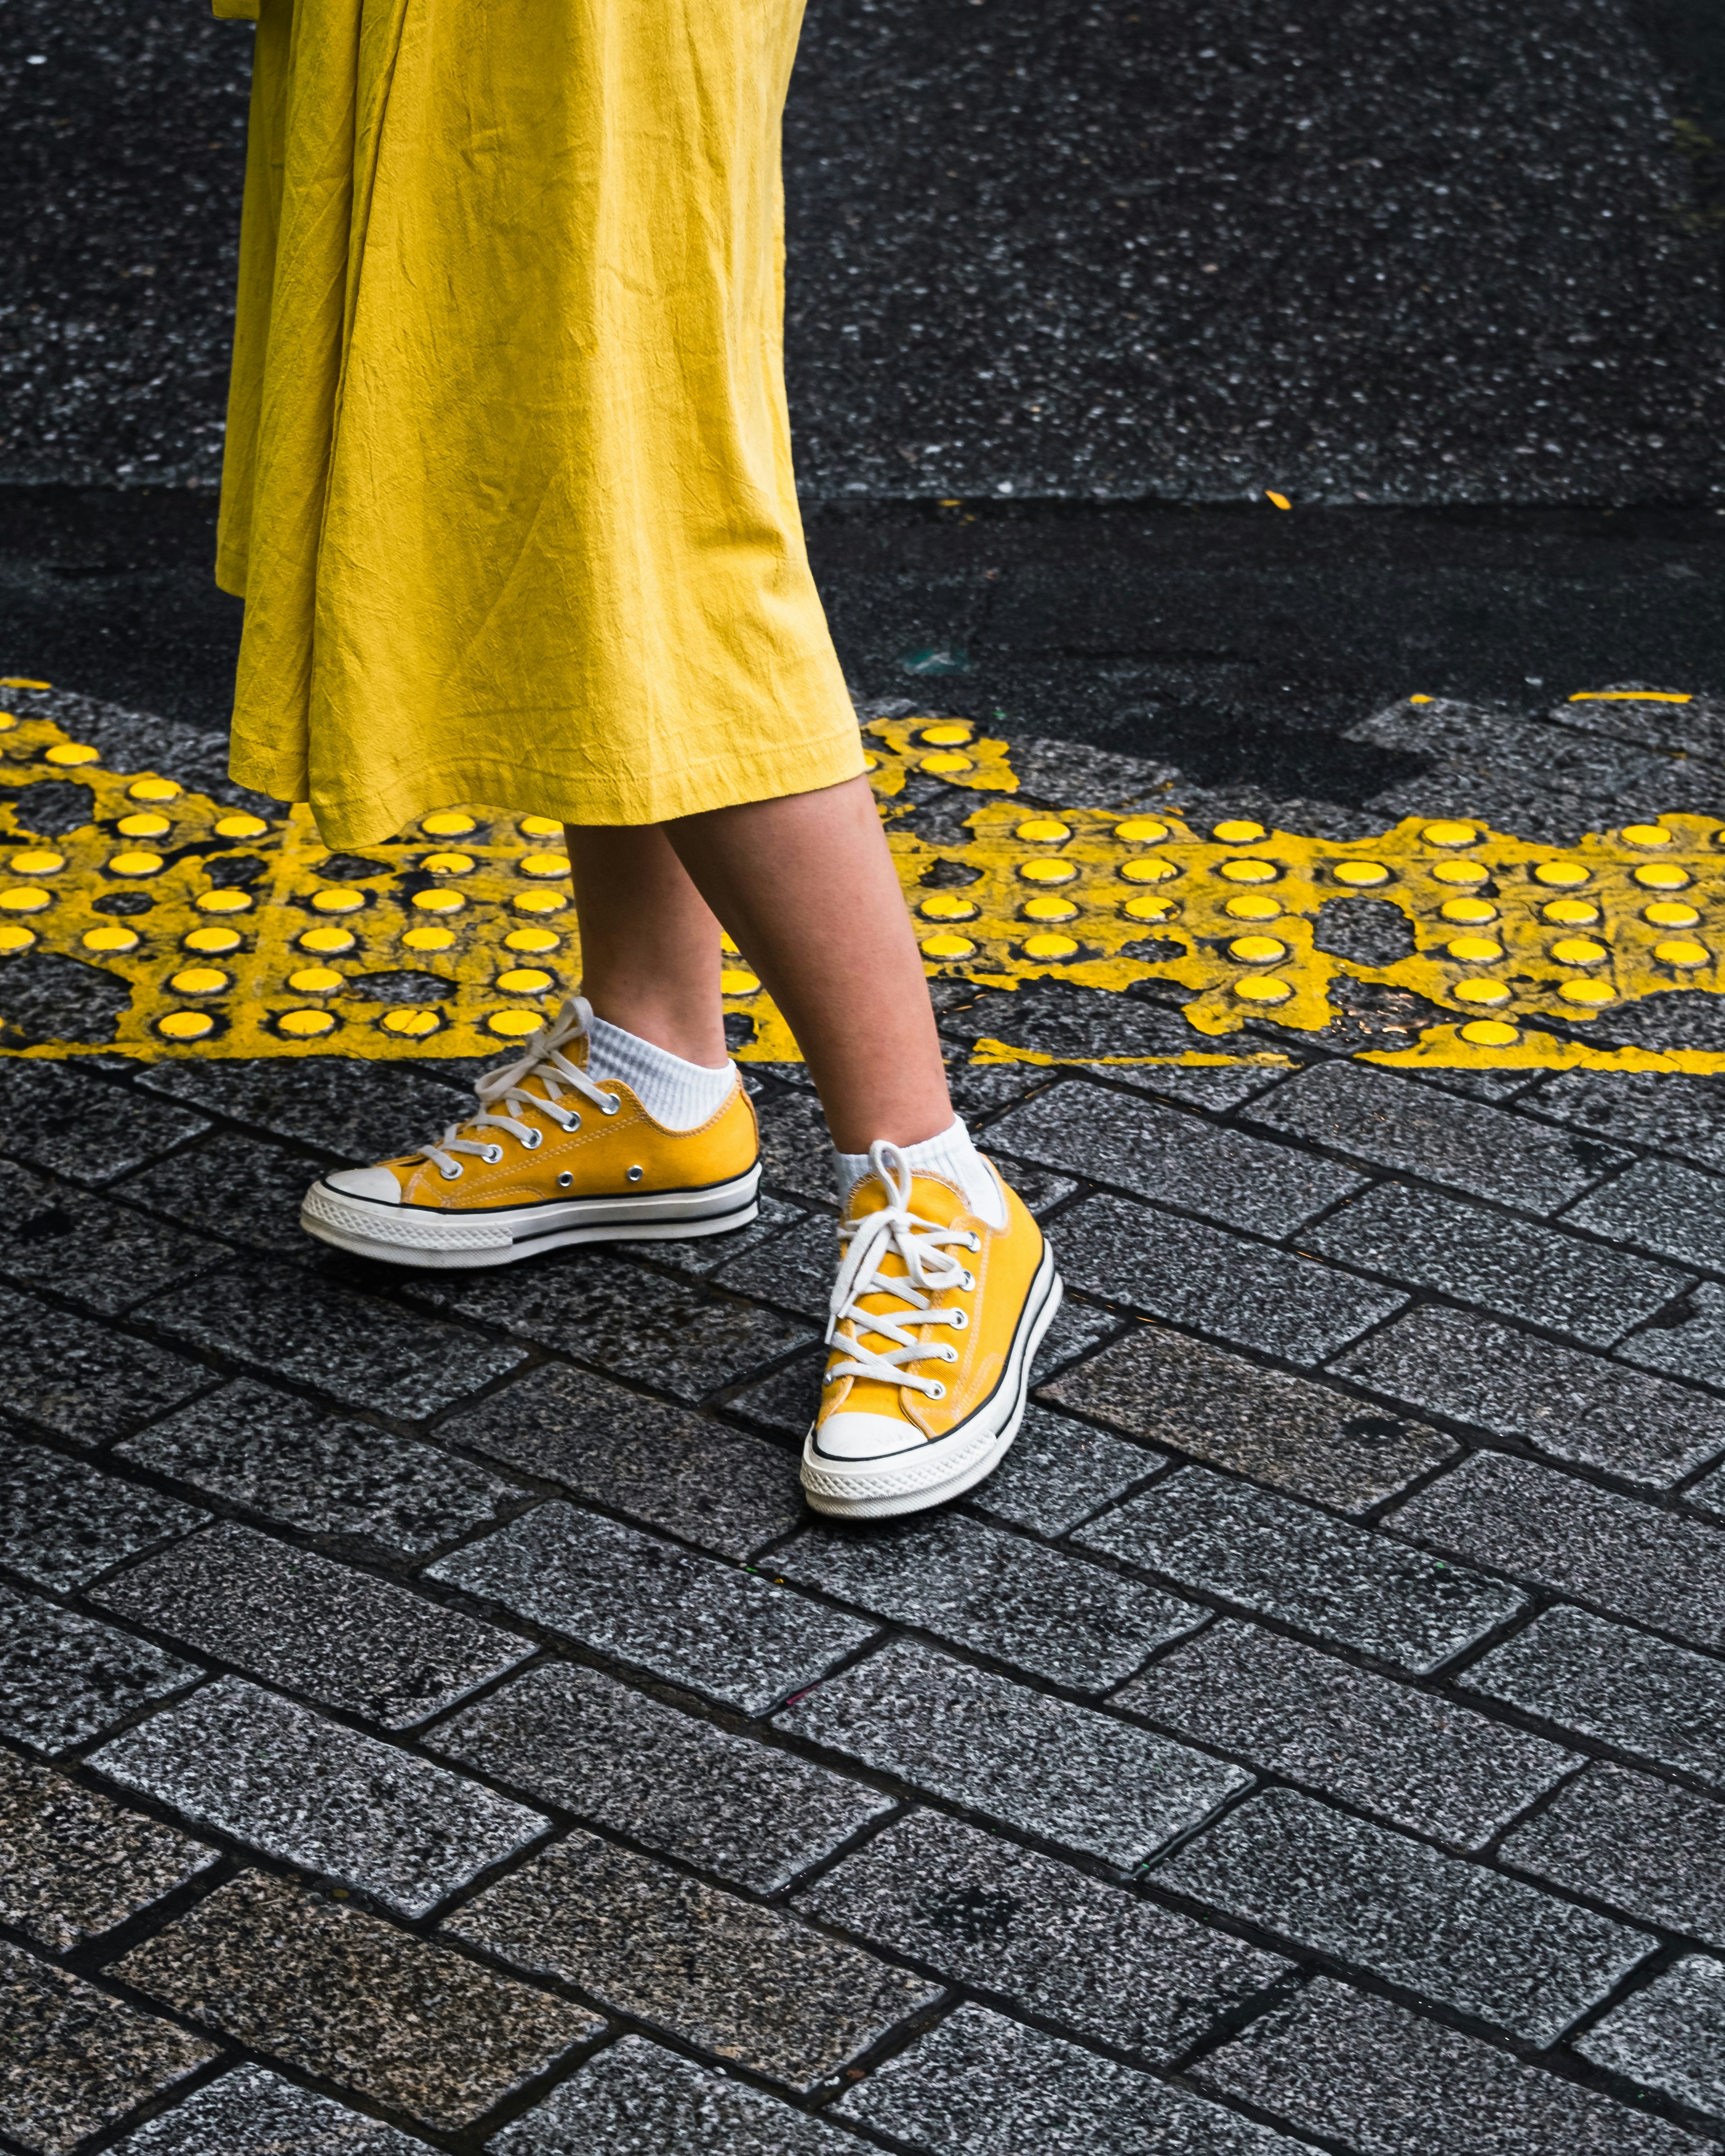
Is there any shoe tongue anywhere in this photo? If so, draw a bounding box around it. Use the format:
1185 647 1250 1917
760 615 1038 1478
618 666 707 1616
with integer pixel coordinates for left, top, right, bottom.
843 1169 968 1230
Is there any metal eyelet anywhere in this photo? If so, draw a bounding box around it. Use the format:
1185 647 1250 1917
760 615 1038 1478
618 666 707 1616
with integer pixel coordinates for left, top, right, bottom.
959 1270 976 1293
440 1163 463 1181
557 1171 574 1190
926 1381 947 1401
483 1144 504 1164
520 1128 542 1150
948 1308 969 1331
626 1165 644 1183
603 1098 621 1116
566 1112 581 1131
942 1344 960 1362
968 1233 982 1252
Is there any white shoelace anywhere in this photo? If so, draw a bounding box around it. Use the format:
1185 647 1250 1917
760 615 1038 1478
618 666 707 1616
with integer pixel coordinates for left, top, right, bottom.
417 995 619 1180
824 1141 980 1404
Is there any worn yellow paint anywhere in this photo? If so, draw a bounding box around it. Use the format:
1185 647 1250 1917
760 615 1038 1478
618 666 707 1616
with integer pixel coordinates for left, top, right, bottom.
0 696 1720 1073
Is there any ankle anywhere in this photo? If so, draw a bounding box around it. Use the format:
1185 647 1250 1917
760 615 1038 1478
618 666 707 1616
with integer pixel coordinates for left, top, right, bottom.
834 1119 1007 1230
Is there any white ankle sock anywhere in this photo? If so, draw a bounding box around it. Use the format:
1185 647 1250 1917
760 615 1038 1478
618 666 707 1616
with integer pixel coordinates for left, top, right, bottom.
834 1118 1007 1230
584 1015 737 1131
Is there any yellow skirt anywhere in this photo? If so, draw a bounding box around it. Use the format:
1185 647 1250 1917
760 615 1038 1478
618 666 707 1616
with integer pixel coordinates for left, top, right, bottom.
216 0 862 847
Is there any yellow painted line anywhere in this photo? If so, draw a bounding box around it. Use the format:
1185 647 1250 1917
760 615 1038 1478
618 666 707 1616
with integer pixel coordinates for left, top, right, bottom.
1567 691 1693 704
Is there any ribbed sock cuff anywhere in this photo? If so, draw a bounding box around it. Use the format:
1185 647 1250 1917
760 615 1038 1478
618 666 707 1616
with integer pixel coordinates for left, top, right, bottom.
835 1117 1007 1229
585 1015 737 1131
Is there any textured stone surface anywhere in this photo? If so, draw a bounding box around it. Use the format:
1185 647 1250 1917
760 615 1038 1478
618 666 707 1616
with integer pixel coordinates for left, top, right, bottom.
117 1129 359 1260
445 1829 936 2094
1078 1469 1523 1673
117 1872 597 2130
89 1676 548 1918
1531 1073 1725 1179
1046 1324 1456 1514
0 1061 209 1187
1028 1288 1127 1382
428 1660 889 1893
713 1210 844 1321
1576 1956 1725 2122
117 2065 434 2153
136 1057 475 1167
0 1282 214 1448
1247 1061 1629 1212
0 1587 201 1753
1119 1621 1574 1849
1333 1302 1725 1488
430 1503 875 1716
968 1402 1161 1536
1618 1281 1725 1395
0 1158 227 1315
986 1080 1365 1234
1196 1976 1708 2156
0 1937 218 2156
437 1362 803 1560
116 1380 520 1555
1501 1764 1725 1948
723 1348 826 1438
777 1511 1202 1691
750 1086 838 1206
1157 1786 1654 2043
800 1808 1288 2064
1055 1194 1405 1365
0 1434 205 1591
1466 1606 1725 1791
0 1749 214 1952
1304 1180 1692 1346
1389 1451 1725 1652
835 2001 1302 2154
136 1260 528 1419
490 2037 852 2156
1563 1156 1725 1277
779 1637 1249 1866
94 1522 530 1729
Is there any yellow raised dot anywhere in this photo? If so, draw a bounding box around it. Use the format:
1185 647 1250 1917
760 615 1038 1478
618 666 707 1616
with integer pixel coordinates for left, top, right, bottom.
920 893 979 921
9 850 64 875
412 888 465 914
720 968 761 995
498 966 556 994
197 889 253 914
278 1008 336 1037
1236 976 1292 1005
109 850 164 877
1460 1019 1520 1046
920 722 973 745
184 926 240 954
299 925 355 954
45 742 99 766
118 813 171 838
214 813 268 839
0 887 51 913
1020 859 1077 884
504 927 560 954
1655 939 1710 969
720 932 739 954
1120 857 1177 884
287 966 344 993
1454 978 1511 1006
519 814 564 837
157 1011 213 1040
1644 901 1700 928
1633 863 1691 891
920 751 973 774
1440 896 1497 924
1447 936 1503 962
403 924 456 951
169 967 228 996
1016 818 1071 843
1559 978 1615 1008
1223 893 1281 921
421 850 474 875
862 753 879 771
1114 818 1171 843
1122 894 1175 923
1622 823 1674 847
383 1008 442 1037
421 811 477 837
519 850 573 879
1333 861 1390 887
1543 898 1599 926
487 1008 543 1037
1551 937 1609 966
1229 935 1287 963
513 889 567 915
311 888 365 914
127 777 180 801
83 924 139 953
0 924 35 953
0 713 15 731
1533 860 1589 887
1214 819 1267 843
1217 859 1277 885
1432 859 1488 886
1024 894 1079 921
921 933 976 960
1422 820 1478 847
1023 932 1080 959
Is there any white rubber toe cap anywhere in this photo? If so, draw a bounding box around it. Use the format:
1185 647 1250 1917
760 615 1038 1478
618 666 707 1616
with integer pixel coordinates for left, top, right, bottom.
811 1410 928 1462
321 1164 403 1206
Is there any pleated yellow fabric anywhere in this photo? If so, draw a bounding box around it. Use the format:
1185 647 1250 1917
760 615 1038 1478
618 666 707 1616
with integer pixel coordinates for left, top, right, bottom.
217 0 862 846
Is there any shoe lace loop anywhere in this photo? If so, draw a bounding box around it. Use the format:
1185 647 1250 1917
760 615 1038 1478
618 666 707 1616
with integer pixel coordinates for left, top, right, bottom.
824 1141 976 1401
418 995 617 1178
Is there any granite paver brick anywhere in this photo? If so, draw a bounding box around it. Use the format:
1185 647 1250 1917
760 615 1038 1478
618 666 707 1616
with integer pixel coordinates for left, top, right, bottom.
1304 1180 1692 1346
778 1638 1249 1867
93 1522 531 1730
0 1062 208 1187
1045 1324 1456 1514
834 2001 1304 2154
1530 1071 1725 1178
723 1348 826 1438
428 1660 890 1894
1077 1469 1524 1673
750 1086 839 1206
489 2036 853 2156
0 1750 215 1951
135 1261 528 1419
444 1829 937 2094
1157 1786 1654 2044
436 1362 803 1560
798 1808 1290 2064
117 1872 598 2133
0 1159 228 1315
1332 1302 1725 1488
0 1938 219 2156
1388 1451 1725 1651
985 1080 1366 1234
712 1210 843 1321
1246 1059 1631 1212
0 1283 214 1449
1055 1194 1406 1365
630 1192 808 1281
777 1511 1203 1692
117 1380 521 1556
1576 1956 1725 2124
117 2064 434 2153
1196 1975 1709 2156
117 1130 360 1260
0 1435 205 1591
429 1503 875 1716
1118 1621 1576 1849
1563 1157 1725 1276
1501 1764 1725 1947
89 1677 549 1919
135 1057 475 1167
1619 1283 1725 1394
1028 1289 1127 1381
0 1587 201 1753
967 1403 1162 1536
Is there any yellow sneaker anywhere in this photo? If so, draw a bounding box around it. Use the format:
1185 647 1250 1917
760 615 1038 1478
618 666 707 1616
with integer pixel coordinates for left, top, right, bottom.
300 998 759 1268
801 1142 1061 1519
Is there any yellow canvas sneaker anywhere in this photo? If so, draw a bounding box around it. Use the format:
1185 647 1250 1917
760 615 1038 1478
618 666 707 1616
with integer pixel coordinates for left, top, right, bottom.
801 1141 1061 1519
300 997 759 1268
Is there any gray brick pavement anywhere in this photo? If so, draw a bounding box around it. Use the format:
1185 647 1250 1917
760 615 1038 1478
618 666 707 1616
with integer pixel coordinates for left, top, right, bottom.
0 1281 214 1448
116 2064 435 2153
1563 1157 1725 1276
0 1434 205 1592
0 1058 208 1186
1500 1764 1725 1947
1577 1956 1725 2125
967 1401 1160 1534
0 1587 202 1753
0 1158 227 1315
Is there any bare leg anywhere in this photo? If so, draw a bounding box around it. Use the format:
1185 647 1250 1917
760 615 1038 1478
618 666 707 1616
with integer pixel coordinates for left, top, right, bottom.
563 823 729 1068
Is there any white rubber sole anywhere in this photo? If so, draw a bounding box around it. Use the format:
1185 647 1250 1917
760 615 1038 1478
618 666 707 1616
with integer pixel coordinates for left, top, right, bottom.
800 1242 1063 1520
299 1165 762 1269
